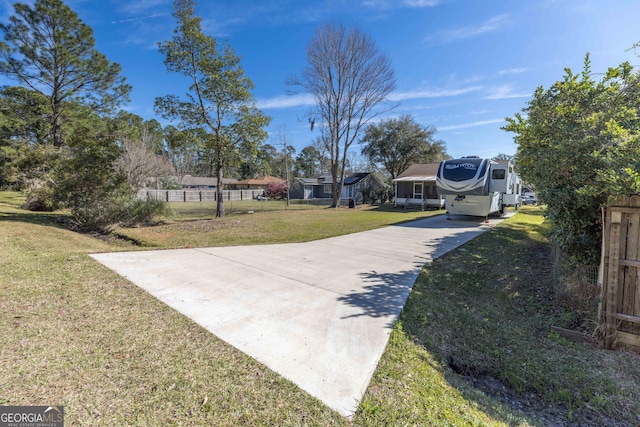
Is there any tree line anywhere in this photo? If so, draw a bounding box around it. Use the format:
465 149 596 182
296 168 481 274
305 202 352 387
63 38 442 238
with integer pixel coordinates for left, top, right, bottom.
3 0 633 277
0 0 447 227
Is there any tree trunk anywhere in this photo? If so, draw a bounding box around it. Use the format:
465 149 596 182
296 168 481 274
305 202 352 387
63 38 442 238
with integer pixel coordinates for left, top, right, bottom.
337 145 350 207
53 118 63 147
52 98 63 147
216 155 225 217
330 162 340 208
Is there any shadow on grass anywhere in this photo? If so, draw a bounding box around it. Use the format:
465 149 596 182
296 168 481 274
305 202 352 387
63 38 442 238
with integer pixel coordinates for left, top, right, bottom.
335 221 510 326
348 209 591 425
393 239 557 425
0 207 70 229
387 212 627 426
0 192 78 235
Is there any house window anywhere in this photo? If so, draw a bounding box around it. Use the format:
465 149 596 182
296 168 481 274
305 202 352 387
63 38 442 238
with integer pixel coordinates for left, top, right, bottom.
323 184 332 194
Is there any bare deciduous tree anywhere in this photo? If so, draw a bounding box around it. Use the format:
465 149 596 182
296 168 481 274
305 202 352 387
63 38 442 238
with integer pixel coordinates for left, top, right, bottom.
312 135 332 174
288 22 396 207
164 125 201 181
118 129 173 191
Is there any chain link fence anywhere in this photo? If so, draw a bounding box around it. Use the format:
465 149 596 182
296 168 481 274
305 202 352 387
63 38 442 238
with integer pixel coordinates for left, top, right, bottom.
551 244 599 285
551 244 600 329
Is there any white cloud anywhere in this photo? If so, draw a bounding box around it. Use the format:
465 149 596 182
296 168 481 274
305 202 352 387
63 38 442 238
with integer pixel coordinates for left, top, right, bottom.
256 93 316 109
258 85 478 109
256 86 482 109
362 0 440 9
438 118 505 131
484 85 531 99
403 0 441 7
362 0 388 8
111 13 167 25
427 14 511 44
498 67 530 75
115 0 169 16
388 86 482 101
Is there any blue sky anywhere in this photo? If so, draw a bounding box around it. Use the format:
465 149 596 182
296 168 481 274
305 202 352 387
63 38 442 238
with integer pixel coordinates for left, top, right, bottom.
2 0 640 159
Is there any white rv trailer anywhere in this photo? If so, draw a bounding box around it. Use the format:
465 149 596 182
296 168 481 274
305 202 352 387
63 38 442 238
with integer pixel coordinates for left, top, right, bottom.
436 157 521 219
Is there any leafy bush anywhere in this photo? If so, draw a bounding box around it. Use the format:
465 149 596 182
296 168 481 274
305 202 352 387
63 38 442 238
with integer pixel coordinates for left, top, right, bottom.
360 185 392 205
66 193 128 232
376 186 392 205
21 180 60 211
505 56 640 263
265 182 287 199
360 186 374 204
64 192 171 232
52 128 130 232
8 124 171 231
9 145 63 211
121 197 172 227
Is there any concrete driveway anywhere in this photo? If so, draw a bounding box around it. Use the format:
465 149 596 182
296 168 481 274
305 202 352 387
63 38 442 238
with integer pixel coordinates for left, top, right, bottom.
91 213 510 417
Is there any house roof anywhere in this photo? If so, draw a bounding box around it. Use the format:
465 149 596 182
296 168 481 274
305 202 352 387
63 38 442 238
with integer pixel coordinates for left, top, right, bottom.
234 175 285 186
393 163 441 182
344 172 369 185
305 172 371 186
296 177 317 185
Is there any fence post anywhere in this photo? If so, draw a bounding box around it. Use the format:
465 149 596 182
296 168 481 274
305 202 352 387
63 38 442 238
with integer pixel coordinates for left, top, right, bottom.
605 209 622 349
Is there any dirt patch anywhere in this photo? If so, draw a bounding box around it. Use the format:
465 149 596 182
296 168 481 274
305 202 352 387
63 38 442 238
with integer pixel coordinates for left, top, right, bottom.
465 374 633 427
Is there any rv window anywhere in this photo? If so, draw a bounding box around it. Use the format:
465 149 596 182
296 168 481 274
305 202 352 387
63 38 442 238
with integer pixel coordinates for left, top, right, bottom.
441 158 483 182
492 169 506 180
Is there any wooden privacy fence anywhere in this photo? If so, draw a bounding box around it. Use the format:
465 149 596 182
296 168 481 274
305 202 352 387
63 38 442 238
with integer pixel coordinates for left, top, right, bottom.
601 195 640 350
137 189 263 203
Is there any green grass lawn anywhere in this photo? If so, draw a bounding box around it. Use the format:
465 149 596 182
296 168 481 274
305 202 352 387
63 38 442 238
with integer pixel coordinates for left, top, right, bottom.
1 192 638 426
113 201 445 248
357 206 640 426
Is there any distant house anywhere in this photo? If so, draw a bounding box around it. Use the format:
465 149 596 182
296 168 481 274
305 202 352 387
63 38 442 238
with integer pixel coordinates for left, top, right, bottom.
230 175 285 190
392 163 445 209
180 175 237 189
289 172 385 201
